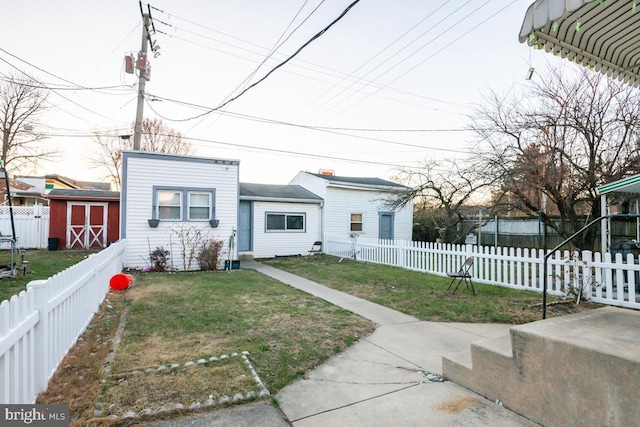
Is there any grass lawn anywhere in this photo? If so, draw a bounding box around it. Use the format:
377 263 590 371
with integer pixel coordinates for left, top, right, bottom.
37 269 375 425
0 249 97 303
262 255 601 324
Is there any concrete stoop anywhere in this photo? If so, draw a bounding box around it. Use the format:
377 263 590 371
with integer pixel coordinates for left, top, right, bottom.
442 307 640 427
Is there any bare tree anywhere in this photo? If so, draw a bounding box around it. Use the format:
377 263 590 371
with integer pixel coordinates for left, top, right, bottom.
90 118 193 189
392 159 488 243
469 65 640 247
0 74 56 174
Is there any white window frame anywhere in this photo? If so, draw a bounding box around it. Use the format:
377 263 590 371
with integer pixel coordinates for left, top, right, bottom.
350 213 363 233
188 191 212 220
157 189 183 220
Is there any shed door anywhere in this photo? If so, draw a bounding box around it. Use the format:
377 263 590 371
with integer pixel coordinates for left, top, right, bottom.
238 201 252 251
378 212 394 240
67 203 108 249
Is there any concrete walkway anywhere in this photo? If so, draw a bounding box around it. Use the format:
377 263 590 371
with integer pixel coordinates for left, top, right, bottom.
245 261 539 426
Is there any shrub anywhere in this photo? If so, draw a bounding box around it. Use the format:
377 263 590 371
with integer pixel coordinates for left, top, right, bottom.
197 239 225 271
149 246 170 272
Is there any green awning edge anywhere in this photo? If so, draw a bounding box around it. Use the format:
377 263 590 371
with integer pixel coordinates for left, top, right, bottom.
597 174 640 195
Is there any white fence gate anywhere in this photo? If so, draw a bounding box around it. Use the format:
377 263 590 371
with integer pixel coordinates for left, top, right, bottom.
325 235 640 310
0 206 49 249
0 240 126 403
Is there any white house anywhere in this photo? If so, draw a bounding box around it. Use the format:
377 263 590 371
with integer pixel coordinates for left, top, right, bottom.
238 183 323 258
289 171 413 241
120 151 414 266
120 151 240 270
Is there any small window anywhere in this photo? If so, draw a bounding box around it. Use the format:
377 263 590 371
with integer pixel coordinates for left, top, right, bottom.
350 213 363 232
266 213 305 232
188 191 211 220
158 190 182 220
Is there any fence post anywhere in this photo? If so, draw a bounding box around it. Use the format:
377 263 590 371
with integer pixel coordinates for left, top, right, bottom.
26 279 49 396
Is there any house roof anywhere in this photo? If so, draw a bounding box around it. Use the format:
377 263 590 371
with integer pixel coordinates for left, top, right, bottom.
308 173 410 190
520 0 640 86
46 189 120 201
239 183 322 203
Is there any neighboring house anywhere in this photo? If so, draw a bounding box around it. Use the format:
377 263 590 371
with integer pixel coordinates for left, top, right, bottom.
11 174 112 206
238 183 323 258
289 171 413 241
120 151 240 270
47 189 120 250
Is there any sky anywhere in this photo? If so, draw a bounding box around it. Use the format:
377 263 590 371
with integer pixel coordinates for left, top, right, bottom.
0 0 554 187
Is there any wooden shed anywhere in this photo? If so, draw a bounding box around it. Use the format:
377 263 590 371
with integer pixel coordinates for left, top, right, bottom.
47 189 120 250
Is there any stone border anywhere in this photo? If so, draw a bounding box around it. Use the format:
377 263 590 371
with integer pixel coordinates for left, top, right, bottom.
93 351 271 420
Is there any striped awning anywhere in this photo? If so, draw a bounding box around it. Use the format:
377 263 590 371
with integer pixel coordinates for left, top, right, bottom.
597 174 640 195
519 0 640 86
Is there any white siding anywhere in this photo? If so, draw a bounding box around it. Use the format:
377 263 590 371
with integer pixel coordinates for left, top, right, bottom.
122 153 239 270
289 172 328 198
291 171 413 241
248 201 321 258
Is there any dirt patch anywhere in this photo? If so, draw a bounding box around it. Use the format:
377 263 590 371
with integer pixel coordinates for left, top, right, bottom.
436 396 483 414
102 359 258 416
36 292 126 426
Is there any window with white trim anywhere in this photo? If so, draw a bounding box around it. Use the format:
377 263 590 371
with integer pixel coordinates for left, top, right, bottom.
158 190 182 220
154 187 215 222
266 212 305 232
350 213 363 232
188 191 211 220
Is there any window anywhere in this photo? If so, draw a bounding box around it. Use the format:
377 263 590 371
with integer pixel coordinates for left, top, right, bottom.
154 187 215 222
350 213 363 232
158 190 182 220
266 213 305 232
188 191 211 220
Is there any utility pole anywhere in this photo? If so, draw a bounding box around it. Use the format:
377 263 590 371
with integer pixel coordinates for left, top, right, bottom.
133 13 150 151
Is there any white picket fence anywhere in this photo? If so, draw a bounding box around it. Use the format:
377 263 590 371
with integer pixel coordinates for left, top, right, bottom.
0 240 126 404
325 236 640 310
0 206 49 249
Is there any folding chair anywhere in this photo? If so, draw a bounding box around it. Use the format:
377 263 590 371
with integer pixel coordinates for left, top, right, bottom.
447 257 475 295
308 241 323 257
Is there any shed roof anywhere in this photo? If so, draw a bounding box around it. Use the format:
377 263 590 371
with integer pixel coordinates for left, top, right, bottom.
47 189 120 200
520 0 640 86
239 183 322 203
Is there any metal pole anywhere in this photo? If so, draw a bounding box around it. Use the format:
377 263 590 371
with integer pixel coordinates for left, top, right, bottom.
133 13 149 151
541 213 640 319
3 167 16 241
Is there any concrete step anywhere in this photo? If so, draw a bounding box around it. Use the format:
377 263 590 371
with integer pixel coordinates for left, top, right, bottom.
442 349 472 387
441 307 640 427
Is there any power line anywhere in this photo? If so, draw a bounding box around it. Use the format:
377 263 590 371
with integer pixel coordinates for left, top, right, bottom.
328 0 521 120
145 92 473 155
162 0 362 122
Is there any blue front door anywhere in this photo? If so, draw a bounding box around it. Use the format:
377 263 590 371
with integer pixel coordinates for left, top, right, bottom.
238 201 252 251
379 212 394 240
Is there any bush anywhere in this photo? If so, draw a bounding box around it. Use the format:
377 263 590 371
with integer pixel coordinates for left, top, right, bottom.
149 246 170 271
197 239 225 271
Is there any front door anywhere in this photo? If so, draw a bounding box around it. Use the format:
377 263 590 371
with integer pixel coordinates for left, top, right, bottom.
238 201 252 251
67 203 108 249
378 212 394 240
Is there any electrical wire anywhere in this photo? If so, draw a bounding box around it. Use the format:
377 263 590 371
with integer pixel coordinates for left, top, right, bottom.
159 0 362 122
145 92 473 155
327 0 521 120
